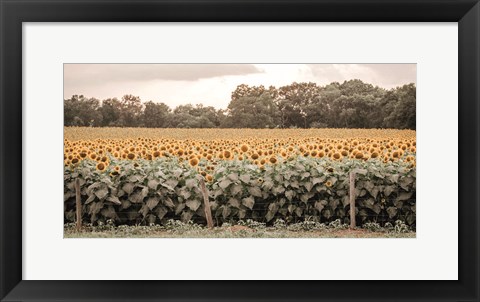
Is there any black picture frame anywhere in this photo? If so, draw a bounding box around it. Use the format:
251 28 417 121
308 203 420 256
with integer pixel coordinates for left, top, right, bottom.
1 0 479 301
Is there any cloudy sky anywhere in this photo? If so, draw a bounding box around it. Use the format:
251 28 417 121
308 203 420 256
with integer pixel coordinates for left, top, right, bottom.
64 64 416 109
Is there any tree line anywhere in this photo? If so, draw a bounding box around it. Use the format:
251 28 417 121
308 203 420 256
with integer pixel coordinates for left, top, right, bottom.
64 79 416 129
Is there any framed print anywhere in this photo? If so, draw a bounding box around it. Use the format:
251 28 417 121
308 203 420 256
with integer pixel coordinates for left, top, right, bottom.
1 0 479 301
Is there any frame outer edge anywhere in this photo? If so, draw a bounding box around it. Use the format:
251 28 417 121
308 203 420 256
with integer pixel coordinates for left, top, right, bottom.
459 2 480 300
0 0 479 302
0 0 23 301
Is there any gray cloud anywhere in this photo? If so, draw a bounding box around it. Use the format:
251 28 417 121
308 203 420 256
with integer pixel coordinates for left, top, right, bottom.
64 64 263 86
307 64 416 89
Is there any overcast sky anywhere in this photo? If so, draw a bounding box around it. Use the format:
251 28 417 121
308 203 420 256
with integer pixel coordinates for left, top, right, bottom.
64 64 416 109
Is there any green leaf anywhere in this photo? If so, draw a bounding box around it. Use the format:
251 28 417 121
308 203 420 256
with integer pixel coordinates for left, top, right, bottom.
355 168 368 175
95 188 108 200
387 207 398 218
399 176 414 191
272 186 285 195
315 200 328 212
147 214 156 225
175 203 185 215
384 185 395 197
363 198 375 209
288 204 296 213
85 195 96 204
312 177 324 185
100 205 116 219
300 192 314 203
369 187 379 199
228 198 241 209
178 188 191 200
181 210 193 223
242 197 255 210
173 168 183 178
186 199 201 211
106 196 121 205
185 178 197 189
228 173 239 182
406 213 415 225
122 182 135 194
222 205 231 219
219 179 232 190
130 191 145 204
265 210 275 222
120 199 131 210
163 179 178 190
285 190 294 201
64 192 74 201
163 197 175 209
139 205 150 217
372 204 382 214
322 209 331 219
239 174 250 183
155 205 168 219
230 184 243 196
262 180 274 190
248 186 262 197
147 179 160 190
329 199 340 211
146 197 160 210
89 201 104 215
388 174 399 183
396 191 413 202
303 181 313 192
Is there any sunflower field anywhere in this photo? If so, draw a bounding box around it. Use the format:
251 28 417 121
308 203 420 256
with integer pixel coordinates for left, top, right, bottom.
64 127 416 227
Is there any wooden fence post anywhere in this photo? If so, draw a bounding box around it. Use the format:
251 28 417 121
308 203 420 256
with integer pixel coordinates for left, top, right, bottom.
349 170 356 229
75 178 82 231
199 178 214 229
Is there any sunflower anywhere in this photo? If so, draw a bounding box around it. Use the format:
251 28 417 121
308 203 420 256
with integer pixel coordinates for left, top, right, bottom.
240 144 249 152
355 152 364 159
269 157 277 164
96 162 106 171
189 157 199 166
325 180 333 187
127 153 136 160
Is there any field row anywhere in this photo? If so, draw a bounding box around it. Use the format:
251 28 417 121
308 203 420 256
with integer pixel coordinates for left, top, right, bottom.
64 157 416 227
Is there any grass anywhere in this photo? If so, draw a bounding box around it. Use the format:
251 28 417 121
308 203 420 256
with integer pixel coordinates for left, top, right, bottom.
64 221 416 238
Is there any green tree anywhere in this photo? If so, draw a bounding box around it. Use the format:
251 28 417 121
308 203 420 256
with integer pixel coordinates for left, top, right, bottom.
383 84 416 129
277 82 320 128
223 92 279 128
143 101 171 128
99 98 122 126
64 95 103 126
119 94 143 127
